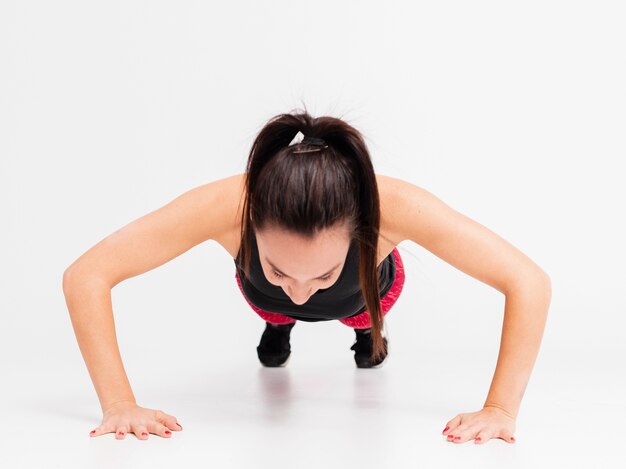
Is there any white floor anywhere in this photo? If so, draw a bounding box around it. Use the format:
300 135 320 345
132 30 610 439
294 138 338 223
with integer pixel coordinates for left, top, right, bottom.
5 321 622 469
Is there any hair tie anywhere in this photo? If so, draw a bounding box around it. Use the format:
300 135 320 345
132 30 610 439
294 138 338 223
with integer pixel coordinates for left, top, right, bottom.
288 131 328 153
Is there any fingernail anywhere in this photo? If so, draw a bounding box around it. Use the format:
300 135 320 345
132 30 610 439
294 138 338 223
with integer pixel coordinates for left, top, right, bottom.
511 436 515 442
442 426 449 433
447 434 454 439
454 436 460 440
142 432 148 436
177 423 183 429
118 432 124 436
90 430 96 435
476 437 481 441
165 430 171 435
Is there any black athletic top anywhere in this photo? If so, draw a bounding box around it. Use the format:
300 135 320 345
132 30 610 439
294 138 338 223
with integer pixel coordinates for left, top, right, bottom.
234 225 396 322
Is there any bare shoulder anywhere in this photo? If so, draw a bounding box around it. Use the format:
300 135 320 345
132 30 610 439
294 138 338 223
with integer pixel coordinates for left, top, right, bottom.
376 173 424 246
376 174 550 293
208 173 247 259
376 173 458 248
63 172 248 288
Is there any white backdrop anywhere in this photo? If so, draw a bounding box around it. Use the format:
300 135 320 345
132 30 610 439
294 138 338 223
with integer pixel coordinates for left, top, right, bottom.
1 1 624 468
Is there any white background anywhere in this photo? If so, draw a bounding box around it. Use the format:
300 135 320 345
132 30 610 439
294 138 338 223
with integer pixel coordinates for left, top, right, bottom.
1 1 624 468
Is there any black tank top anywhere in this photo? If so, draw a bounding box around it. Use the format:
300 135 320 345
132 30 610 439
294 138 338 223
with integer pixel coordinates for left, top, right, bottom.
234 226 396 322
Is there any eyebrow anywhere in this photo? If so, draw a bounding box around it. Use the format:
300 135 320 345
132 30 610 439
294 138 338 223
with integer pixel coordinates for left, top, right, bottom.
264 258 342 280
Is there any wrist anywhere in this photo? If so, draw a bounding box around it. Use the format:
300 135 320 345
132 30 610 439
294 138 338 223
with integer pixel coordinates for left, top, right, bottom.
102 398 137 414
483 403 517 420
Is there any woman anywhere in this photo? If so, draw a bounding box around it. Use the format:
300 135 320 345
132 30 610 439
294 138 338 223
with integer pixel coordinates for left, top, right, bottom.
63 110 551 444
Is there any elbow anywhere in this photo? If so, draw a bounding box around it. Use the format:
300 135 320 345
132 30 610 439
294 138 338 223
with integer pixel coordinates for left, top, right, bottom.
62 262 89 295
529 262 551 292
62 265 78 296
63 263 112 294
506 266 552 300
536 267 552 296
526 268 552 307
543 271 552 305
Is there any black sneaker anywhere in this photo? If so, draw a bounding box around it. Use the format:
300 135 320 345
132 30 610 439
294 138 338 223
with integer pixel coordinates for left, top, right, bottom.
350 327 388 368
257 322 296 367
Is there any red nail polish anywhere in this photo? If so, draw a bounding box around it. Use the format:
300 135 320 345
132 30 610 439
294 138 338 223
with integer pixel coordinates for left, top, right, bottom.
118 432 124 436
443 426 449 433
142 432 148 436
165 430 171 435
476 437 481 441
454 436 460 440
447 434 454 439
511 436 515 442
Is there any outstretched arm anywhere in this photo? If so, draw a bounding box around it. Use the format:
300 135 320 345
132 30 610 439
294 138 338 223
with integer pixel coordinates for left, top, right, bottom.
482 276 551 419
378 174 552 444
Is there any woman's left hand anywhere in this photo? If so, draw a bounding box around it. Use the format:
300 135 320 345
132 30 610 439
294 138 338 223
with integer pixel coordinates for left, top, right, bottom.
442 406 517 444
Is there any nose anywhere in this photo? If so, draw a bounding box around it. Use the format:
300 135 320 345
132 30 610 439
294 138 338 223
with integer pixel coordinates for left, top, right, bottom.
285 285 313 305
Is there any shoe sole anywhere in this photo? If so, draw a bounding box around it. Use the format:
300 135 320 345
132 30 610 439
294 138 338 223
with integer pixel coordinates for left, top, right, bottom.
370 359 386 369
354 337 389 368
355 357 387 369
259 353 291 367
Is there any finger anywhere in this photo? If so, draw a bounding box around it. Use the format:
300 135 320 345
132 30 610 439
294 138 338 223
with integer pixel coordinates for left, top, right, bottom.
115 425 128 440
131 423 150 440
149 421 173 438
474 429 493 444
497 431 516 444
449 424 482 443
446 431 467 443
89 425 108 438
445 421 472 442
155 409 183 432
442 414 462 435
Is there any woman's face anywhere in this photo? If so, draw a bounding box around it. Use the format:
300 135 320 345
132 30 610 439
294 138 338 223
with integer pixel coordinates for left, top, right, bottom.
255 223 352 305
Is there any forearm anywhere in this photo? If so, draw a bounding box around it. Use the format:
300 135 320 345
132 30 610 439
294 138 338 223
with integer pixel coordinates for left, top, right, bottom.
483 274 552 419
62 268 136 413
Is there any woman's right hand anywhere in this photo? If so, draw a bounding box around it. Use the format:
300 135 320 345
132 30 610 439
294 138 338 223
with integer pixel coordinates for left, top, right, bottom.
89 400 183 440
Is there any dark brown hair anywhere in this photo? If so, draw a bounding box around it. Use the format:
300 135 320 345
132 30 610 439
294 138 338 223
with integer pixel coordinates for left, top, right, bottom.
236 108 388 362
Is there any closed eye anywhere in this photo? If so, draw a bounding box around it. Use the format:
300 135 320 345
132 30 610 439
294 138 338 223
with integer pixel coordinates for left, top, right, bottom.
271 270 333 282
